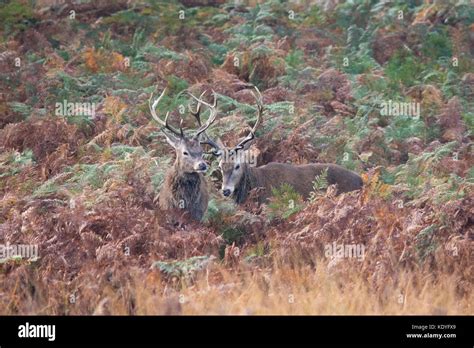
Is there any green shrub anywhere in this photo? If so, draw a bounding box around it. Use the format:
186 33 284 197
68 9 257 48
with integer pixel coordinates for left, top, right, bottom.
0 0 36 35
267 183 303 220
386 52 424 88
422 30 452 61
0 149 34 178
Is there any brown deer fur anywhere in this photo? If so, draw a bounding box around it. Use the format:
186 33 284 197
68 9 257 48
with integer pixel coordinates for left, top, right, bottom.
159 163 209 221
231 162 363 204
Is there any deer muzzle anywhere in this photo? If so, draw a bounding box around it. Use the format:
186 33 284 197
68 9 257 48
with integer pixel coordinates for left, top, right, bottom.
194 161 208 173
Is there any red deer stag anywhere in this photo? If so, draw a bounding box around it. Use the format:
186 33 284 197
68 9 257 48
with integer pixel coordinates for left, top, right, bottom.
202 87 363 204
149 88 217 220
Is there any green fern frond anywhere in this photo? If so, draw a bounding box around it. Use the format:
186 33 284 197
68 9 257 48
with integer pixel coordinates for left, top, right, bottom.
309 168 329 203
268 183 303 220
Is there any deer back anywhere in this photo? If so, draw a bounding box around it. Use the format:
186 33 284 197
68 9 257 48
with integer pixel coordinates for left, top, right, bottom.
243 162 363 202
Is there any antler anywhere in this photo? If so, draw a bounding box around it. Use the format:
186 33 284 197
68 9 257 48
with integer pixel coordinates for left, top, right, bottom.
200 133 222 156
188 90 207 127
188 90 218 138
232 86 263 153
187 90 222 155
149 88 183 137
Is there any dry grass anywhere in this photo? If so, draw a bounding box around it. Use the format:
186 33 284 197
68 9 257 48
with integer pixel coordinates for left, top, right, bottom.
76 258 474 315
4 253 470 316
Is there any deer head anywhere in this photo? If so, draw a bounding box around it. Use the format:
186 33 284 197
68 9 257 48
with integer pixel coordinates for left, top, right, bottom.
149 88 217 174
201 86 263 197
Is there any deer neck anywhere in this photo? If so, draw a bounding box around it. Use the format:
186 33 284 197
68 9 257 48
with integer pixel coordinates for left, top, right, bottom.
233 164 257 204
170 162 202 198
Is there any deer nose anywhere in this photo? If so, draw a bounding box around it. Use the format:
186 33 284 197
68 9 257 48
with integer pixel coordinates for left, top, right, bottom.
222 189 231 197
198 162 207 171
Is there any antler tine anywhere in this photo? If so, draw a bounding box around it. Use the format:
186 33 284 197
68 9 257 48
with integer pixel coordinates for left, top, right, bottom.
188 90 217 110
188 90 207 127
148 88 182 137
232 132 255 153
250 85 263 133
232 85 264 152
191 90 218 137
200 137 223 156
179 118 184 137
188 90 221 155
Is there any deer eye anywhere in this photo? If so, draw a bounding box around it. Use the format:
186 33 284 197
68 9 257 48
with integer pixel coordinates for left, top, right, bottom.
183 151 189 156
235 164 240 170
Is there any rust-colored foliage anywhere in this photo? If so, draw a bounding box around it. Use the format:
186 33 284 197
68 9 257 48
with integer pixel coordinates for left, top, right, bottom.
0 117 83 161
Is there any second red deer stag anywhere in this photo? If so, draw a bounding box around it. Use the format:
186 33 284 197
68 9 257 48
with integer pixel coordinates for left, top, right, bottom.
204 87 364 204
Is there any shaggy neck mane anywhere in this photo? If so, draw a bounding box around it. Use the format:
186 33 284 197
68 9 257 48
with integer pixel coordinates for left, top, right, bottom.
232 164 257 204
169 165 202 202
